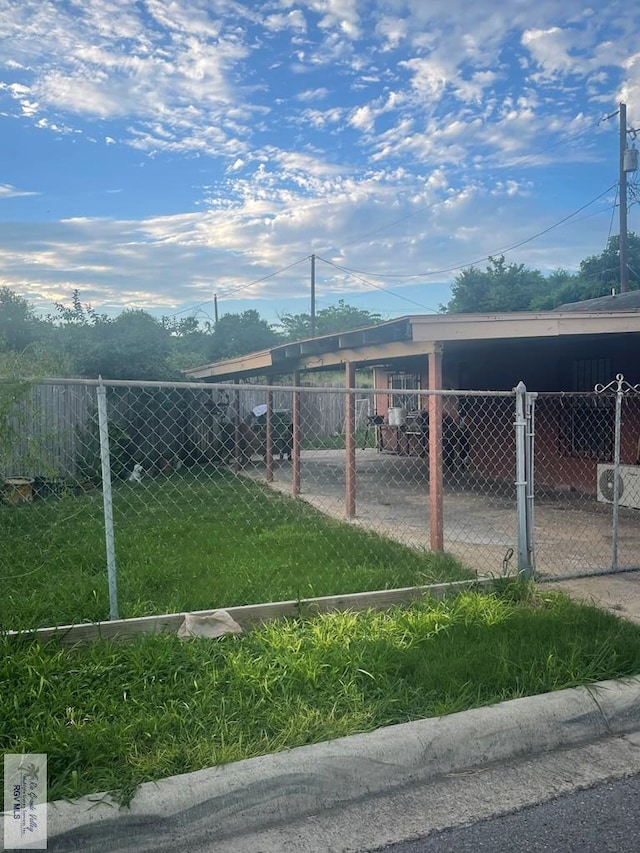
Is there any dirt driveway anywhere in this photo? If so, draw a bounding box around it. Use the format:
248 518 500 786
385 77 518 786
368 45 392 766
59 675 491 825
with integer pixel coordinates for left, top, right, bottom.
243 448 640 623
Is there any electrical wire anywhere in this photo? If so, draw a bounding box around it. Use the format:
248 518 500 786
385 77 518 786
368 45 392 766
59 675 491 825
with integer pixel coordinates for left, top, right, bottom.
164 255 310 319
161 111 621 322
334 115 610 254
316 261 444 312
607 184 620 243
318 183 617 282
217 255 310 299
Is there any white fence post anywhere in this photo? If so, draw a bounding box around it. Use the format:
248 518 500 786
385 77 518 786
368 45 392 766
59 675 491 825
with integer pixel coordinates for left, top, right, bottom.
96 378 119 620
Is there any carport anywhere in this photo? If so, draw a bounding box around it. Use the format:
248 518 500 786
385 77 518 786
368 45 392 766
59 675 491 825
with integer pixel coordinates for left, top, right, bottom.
186 307 640 573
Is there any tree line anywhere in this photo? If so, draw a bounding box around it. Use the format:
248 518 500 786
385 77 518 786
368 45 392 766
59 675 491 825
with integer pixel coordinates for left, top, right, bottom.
443 233 640 313
1 234 637 381
0 292 383 380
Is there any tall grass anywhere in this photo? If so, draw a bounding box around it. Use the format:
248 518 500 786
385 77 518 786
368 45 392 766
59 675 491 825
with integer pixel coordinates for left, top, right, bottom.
2 585 640 805
0 470 469 630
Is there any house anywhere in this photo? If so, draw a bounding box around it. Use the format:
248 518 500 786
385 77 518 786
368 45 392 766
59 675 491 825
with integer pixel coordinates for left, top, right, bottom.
186 307 640 549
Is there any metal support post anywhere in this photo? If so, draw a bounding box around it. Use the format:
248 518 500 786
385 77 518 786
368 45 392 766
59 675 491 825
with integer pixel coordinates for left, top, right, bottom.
428 345 444 552
345 362 356 518
595 374 640 570
525 390 537 572
292 371 301 496
265 390 274 483
96 379 119 620
515 381 533 577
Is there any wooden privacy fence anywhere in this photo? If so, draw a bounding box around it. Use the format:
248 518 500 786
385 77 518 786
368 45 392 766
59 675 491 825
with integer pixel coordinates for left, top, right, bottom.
0 378 363 480
0 381 95 480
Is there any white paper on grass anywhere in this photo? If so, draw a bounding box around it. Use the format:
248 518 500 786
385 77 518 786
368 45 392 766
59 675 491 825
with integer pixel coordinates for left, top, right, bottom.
177 611 243 639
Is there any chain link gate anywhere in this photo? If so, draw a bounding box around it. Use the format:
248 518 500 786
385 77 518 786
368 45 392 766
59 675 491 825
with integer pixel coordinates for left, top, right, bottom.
532 376 640 581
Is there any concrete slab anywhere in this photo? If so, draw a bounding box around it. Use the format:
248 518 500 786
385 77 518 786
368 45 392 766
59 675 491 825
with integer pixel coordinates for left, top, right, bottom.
543 571 640 625
242 449 640 623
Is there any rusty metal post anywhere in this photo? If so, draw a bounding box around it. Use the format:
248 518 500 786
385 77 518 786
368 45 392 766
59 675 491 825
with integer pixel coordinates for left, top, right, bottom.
428 345 444 552
292 370 301 496
265 388 274 482
345 361 356 518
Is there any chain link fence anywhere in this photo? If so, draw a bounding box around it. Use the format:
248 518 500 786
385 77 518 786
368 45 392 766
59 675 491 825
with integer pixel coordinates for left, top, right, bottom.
2 376 639 631
533 389 640 579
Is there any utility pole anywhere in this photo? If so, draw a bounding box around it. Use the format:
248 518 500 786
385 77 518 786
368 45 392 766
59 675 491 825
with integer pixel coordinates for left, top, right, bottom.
310 253 316 337
214 293 219 325
620 102 629 293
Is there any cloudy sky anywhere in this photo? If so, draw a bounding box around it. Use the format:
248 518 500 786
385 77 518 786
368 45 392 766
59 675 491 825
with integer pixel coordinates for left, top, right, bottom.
1 0 640 326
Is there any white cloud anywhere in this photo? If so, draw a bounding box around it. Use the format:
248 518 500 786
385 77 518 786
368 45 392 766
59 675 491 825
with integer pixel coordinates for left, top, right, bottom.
0 183 38 198
375 15 408 50
0 0 638 320
349 104 375 133
521 26 580 78
399 57 451 100
263 10 307 32
296 87 329 102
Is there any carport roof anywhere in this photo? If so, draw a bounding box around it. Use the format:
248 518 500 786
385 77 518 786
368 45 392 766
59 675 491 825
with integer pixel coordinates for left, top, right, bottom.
184 310 640 381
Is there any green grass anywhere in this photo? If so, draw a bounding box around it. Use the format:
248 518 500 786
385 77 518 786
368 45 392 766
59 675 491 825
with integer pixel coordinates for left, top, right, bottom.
301 428 375 450
3 584 640 805
0 469 469 630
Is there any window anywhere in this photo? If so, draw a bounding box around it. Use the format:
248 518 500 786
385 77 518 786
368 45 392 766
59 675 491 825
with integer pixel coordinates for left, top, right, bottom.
556 358 615 459
572 358 611 392
558 395 615 459
389 373 421 411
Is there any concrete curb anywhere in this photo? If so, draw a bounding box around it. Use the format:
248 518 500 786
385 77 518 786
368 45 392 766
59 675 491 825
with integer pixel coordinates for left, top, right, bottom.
45 676 640 852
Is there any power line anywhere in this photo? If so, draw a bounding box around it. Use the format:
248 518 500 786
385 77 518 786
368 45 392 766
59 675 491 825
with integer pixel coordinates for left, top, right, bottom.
333 115 607 254
317 259 442 312
320 182 617 281
218 255 311 299
607 184 619 243
163 113 620 322
165 255 310 319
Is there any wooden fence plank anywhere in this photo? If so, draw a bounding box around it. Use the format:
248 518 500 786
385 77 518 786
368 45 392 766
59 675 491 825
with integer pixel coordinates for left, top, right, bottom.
6 577 495 646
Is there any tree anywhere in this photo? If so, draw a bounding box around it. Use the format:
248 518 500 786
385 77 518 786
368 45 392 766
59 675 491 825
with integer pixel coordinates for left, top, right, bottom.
88 310 177 380
443 236 640 315
52 294 180 379
0 287 48 352
208 310 281 360
51 290 111 376
443 257 548 313
578 233 640 293
278 300 384 341
529 269 592 311
162 315 213 372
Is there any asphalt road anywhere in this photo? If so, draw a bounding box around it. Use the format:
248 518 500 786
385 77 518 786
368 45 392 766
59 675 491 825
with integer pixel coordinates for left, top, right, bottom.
375 772 640 853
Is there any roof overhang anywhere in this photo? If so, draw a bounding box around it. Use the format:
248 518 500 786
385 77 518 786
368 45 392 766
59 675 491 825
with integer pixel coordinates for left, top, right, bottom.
184 311 640 382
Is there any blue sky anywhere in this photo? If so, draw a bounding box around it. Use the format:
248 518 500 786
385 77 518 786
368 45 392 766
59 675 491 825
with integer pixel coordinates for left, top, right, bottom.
1 0 640 328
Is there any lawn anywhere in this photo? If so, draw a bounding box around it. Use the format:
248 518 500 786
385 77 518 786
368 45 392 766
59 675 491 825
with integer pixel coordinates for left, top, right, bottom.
3 583 640 805
0 469 470 631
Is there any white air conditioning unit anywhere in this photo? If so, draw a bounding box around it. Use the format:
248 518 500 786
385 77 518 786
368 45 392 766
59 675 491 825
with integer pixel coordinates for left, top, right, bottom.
597 464 640 510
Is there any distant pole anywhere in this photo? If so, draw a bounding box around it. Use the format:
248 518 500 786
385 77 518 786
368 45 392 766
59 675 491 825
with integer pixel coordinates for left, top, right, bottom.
620 102 629 293
214 293 219 325
310 253 316 337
